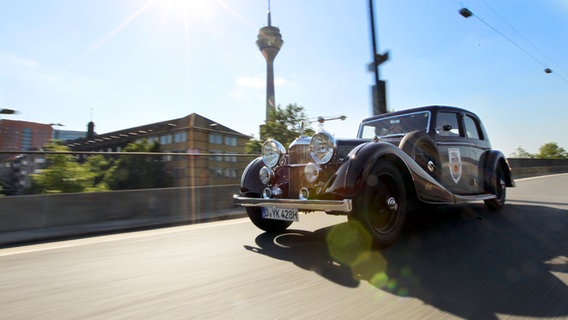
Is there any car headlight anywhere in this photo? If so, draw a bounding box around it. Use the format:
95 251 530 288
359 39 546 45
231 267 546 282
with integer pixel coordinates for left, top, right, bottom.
310 131 336 164
259 166 274 185
262 139 286 168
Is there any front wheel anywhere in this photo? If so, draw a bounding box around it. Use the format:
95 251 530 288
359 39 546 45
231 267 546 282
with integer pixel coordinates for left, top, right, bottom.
484 164 507 210
354 160 408 247
246 207 293 232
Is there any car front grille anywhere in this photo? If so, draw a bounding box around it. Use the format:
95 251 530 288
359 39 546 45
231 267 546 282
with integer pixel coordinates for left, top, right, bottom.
289 144 311 165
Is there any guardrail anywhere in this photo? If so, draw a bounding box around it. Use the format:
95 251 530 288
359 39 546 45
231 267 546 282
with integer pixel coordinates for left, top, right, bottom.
0 151 567 246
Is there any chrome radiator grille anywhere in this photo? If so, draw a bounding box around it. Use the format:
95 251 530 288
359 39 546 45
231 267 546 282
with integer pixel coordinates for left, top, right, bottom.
289 144 311 165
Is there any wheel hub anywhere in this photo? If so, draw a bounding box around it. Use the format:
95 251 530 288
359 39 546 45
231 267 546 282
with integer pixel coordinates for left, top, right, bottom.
427 160 435 173
387 196 398 211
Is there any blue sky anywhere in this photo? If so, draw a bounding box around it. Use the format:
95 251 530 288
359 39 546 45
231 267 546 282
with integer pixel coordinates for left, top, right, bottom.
1 0 567 156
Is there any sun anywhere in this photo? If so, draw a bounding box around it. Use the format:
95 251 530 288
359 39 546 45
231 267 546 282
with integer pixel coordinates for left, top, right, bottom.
159 0 216 24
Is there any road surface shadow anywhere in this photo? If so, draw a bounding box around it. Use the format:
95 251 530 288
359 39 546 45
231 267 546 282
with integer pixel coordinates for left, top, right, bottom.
244 203 568 319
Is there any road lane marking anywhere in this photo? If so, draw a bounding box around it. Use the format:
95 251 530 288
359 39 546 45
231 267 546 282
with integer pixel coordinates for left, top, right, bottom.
0 218 249 257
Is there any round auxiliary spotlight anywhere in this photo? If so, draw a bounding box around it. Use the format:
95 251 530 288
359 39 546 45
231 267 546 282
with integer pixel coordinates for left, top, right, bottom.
304 163 320 184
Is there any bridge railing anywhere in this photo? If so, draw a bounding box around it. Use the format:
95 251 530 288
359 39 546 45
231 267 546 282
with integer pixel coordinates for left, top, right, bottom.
0 149 258 194
0 151 567 246
0 150 258 245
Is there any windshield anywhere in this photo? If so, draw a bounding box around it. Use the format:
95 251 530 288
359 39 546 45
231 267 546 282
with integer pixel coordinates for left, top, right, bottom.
358 111 431 139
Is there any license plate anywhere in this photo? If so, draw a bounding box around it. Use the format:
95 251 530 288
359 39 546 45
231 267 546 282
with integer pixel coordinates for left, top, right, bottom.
262 207 299 222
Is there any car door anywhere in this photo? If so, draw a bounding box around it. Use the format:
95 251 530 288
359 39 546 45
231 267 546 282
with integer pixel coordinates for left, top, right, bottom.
462 112 491 193
434 110 476 194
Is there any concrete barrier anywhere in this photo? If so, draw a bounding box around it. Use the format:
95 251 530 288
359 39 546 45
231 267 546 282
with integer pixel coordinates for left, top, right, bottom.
508 158 568 179
0 185 246 246
1 159 567 246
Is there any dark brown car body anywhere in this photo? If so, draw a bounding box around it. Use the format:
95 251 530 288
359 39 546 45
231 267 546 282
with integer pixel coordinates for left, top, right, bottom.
234 106 515 246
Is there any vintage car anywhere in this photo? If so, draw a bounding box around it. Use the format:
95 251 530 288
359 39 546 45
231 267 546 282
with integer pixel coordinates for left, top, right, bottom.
233 105 515 246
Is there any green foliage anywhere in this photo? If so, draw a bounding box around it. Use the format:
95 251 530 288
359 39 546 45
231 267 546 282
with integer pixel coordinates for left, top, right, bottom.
245 138 262 155
84 155 113 191
511 143 567 159
31 140 175 193
31 144 103 193
535 142 567 159
246 103 315 153
105 139 174 190
510 146 534 158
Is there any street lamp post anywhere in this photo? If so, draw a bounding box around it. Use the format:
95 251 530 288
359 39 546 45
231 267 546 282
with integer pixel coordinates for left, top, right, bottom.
368 0 390 115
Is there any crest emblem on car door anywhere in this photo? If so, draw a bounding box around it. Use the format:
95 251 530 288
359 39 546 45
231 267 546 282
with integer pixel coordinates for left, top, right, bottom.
448 148 462 184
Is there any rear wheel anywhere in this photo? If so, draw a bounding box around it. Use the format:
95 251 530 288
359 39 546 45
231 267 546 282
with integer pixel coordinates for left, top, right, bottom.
246 207 293 232
484 164 507 210
354 160 408 247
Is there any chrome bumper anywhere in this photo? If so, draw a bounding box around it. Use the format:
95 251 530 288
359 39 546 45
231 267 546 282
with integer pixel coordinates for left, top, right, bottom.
233 195 352 213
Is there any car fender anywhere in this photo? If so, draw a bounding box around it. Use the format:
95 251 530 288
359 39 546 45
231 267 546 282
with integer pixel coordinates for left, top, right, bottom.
479 150 515 190
324 141 456 204
239 157 266 197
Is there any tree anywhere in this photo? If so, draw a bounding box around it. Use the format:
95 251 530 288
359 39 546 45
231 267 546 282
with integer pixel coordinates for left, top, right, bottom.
510 146 533 158
535 142 567 159
246 103 315 154
245 138 263 155
105 139 173 190
84 155 113 191
31 143 101 193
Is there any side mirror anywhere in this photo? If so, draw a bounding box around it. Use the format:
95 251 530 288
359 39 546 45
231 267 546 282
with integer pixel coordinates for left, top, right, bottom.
443 124 453 132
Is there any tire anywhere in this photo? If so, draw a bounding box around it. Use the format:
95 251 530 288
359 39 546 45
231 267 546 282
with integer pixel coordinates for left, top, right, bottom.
354 160 408 247
484 164 507 210
400 130 440 180
246 207 293 232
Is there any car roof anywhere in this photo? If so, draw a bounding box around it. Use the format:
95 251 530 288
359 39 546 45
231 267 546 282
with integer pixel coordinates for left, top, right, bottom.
360 105 473 123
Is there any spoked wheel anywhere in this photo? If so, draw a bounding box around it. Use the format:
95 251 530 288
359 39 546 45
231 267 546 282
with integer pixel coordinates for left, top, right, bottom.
484 164 507 210
246 206 293 232
400 130 440 180
355 160 408 247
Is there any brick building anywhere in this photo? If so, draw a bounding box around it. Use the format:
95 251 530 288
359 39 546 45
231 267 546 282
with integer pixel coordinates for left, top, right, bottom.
0 119 52 151
67 113 252 187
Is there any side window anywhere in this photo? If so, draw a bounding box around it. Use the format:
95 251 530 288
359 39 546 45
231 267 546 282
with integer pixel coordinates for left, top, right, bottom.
436 112 461 136
464 115 483 140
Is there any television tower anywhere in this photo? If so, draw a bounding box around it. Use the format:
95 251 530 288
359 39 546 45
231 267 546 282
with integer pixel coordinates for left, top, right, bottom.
257 0 283 122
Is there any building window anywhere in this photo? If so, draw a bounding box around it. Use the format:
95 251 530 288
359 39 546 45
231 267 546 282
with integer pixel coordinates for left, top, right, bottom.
174 131 187 143
224 168 238 178
210 150 223 162
21 128 32 150
224 152 237 163
209 133 222 144
160 134 172 145
211 168 223 178
224 136 237 146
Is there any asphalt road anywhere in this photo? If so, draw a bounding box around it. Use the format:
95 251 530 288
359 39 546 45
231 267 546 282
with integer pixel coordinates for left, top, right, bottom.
1 174 567 319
